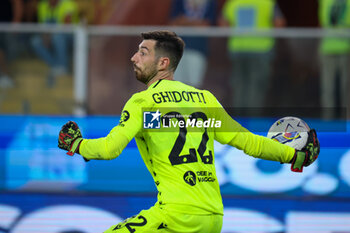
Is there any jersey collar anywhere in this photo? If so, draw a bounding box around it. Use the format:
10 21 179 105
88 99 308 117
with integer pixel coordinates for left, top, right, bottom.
148 79 163 89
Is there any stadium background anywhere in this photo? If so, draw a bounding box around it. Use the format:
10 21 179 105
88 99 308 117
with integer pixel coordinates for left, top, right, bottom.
1 0 350 232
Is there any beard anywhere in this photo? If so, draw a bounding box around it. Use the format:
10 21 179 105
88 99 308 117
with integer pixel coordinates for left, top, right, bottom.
134 64 158 84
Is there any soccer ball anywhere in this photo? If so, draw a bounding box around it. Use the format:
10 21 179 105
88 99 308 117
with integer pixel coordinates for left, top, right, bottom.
267 116 310 150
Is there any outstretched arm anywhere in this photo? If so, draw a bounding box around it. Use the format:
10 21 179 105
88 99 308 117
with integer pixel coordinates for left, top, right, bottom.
227 130 295 163
58 93 144 160
79 127 132 160
211 96 319 172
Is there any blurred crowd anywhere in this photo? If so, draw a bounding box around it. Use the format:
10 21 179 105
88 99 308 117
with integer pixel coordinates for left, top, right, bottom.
0 0 349 119
0 0 116 88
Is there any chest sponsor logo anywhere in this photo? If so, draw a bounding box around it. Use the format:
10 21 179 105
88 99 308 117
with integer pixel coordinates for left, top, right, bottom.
184 171 196 186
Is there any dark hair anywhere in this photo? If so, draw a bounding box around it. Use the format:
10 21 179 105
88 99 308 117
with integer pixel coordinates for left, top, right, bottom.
141 30 185 71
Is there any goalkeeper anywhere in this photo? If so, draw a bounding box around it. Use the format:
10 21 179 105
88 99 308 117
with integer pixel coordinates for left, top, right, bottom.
58 30 320 233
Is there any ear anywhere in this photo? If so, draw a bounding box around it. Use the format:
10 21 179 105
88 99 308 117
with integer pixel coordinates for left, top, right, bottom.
158 57 170 71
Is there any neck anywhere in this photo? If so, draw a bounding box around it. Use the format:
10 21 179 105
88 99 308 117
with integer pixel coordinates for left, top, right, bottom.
146 70 174 87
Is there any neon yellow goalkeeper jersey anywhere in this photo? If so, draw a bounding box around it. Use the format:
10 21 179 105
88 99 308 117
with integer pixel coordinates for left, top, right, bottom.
80 80 295 215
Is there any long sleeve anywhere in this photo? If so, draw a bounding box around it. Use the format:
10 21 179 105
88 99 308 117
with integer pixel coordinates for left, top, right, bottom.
79 127 131 160
228 131 295 163
79 93 145 160
211 91 295 163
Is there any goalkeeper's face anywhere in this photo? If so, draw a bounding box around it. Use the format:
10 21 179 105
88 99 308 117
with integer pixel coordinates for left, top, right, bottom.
131 40 159 84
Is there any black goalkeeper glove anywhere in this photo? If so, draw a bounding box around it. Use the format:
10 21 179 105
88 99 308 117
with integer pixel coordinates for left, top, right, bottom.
58 121 84 157
290 129 320 172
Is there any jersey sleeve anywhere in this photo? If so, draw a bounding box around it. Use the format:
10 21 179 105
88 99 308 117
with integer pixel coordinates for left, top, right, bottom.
227 131 295 163
79 93 146 160
209 92 295 163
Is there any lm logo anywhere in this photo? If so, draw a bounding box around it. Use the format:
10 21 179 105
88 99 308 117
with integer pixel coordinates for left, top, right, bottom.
143 110 161 129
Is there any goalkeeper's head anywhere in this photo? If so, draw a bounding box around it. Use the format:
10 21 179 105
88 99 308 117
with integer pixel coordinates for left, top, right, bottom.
131 30 185 85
